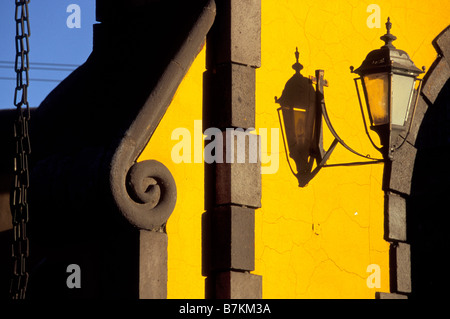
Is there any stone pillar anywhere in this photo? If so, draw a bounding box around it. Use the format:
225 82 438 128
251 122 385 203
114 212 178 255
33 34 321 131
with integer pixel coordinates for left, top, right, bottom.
202 0 262 299
376 99 422 298
380 150 415 298
139 230 168 299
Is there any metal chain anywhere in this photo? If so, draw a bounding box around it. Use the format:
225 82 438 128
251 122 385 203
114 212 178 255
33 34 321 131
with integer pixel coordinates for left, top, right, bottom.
10 0 31 300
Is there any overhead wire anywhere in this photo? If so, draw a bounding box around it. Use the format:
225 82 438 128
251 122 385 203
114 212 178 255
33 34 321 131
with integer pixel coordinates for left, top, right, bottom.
0 60 80 68
0 60 79 82
0 65 75 72
0 76 61 83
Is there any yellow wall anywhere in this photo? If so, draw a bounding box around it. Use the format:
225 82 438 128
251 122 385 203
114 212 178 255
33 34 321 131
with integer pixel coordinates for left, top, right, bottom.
139 0 450 299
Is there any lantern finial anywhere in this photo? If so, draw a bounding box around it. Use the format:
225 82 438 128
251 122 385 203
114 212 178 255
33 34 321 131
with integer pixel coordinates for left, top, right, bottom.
380 17 397 48
292 47 304 73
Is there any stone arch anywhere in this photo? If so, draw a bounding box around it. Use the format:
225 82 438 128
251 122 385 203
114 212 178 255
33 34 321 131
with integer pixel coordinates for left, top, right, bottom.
376 25 450 299
407 25 450 299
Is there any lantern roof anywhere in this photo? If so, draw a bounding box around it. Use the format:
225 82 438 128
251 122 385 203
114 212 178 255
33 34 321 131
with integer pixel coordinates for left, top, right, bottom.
352 18 424 77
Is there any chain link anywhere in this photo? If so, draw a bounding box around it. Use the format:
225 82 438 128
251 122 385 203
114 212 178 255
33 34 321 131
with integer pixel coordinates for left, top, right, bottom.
10 0 31 300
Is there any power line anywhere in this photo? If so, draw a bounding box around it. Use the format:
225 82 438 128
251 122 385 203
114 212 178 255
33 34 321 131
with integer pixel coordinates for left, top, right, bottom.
0 61 77 82
0 76 61 83
0 60 81 68
0 65 75 72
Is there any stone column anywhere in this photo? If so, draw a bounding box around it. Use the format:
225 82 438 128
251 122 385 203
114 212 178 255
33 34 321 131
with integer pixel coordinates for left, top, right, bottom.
202 0 262 299
379 149 416 298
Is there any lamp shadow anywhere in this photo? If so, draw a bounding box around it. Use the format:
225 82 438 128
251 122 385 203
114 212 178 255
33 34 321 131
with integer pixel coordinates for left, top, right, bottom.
275 50 324 187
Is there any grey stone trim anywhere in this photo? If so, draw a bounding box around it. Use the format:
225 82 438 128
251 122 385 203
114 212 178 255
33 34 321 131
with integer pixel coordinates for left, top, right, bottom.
139 230 168 299
215 131 262 208
203 64 256 130
390 242 412 294
206 0 261 68
204 130 262 210
203 0 261 299
385 192 407 242
383 141 417 196
376 292 408 299
422 56 450 105
206 271 262 299
433 26 450 58
202 206 255 275
422 25 450 105
433 26 450 61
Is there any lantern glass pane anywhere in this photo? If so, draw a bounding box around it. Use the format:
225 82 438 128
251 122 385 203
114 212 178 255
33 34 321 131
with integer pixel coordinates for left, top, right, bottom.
391 74 415 126
362 73 389 126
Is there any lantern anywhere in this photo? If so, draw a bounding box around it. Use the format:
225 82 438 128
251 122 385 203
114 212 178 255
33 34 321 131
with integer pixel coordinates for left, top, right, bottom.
352 18 424 156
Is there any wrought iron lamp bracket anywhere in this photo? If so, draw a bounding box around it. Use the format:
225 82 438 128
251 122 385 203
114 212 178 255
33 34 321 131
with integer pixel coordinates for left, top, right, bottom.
314 70 384 170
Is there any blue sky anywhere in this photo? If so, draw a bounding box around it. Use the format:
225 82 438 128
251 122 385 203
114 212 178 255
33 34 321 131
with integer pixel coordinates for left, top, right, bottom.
0 0 96 109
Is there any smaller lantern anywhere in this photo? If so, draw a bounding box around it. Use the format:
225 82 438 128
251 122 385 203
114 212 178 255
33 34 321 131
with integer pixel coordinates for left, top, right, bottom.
352 18 424 156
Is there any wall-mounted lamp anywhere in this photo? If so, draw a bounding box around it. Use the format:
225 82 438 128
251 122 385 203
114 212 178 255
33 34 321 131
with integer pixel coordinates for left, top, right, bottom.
276 18 424 187
351 18 425 158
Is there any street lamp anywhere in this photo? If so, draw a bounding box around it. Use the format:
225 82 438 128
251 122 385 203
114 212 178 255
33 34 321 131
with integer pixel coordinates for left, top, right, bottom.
351 17 424 158
276 18 424 187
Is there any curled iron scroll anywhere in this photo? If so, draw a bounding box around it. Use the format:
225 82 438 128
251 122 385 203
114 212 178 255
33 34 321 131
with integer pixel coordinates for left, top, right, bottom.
124 160 176 230
109 0 216 230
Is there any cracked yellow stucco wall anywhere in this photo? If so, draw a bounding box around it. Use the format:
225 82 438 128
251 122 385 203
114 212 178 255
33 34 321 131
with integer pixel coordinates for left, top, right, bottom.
139 0 450 298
